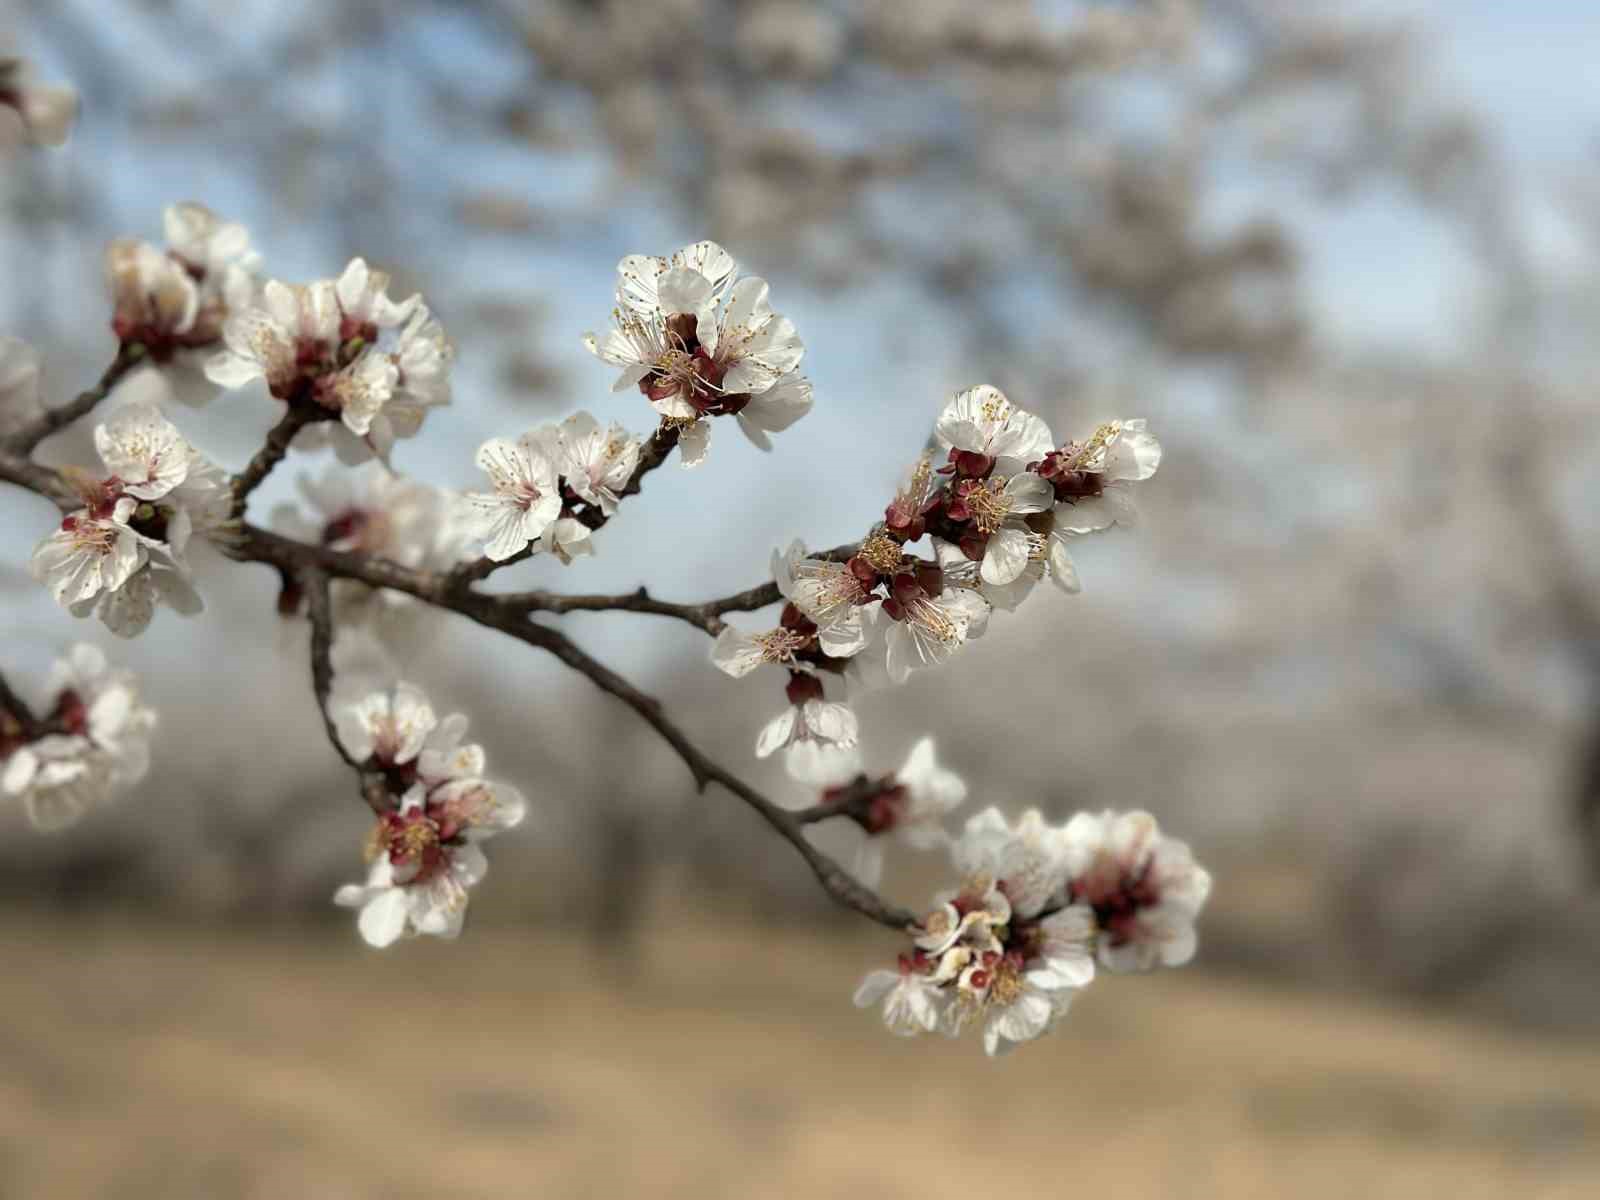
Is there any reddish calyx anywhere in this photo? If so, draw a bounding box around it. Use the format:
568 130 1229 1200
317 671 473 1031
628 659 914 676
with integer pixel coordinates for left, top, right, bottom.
51 690 88 738
784 671 824 706
1036 449 1104 502
1071 859 1160 946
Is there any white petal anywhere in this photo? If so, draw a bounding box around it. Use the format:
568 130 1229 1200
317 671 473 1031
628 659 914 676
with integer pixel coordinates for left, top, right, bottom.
677 420 710 468
357 889 409 948
980 526 1032 586
1003 471 1055 514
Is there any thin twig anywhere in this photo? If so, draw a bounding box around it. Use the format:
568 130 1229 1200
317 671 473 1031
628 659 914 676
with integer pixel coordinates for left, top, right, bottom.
0 668 41 736
570 422 681 531
0 450 82 511
5 343 146 454
303 564 391 815
447 422 682 590
491 618 917 930
791 774 880 826
496 543 860 636
304 567 357 769
233 528 913 927
1 448 916 930
231 405 316 518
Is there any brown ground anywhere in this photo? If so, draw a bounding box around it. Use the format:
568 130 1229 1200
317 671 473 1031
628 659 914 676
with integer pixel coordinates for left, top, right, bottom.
2 912 1598 1199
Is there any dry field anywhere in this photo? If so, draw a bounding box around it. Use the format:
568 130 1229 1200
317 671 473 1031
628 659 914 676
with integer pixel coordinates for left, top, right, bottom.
2 911 1598 1199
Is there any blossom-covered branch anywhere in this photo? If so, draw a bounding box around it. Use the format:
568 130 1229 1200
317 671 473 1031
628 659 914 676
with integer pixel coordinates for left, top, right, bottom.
498 542 857 635
0 116 1213 1055
446 422 682 589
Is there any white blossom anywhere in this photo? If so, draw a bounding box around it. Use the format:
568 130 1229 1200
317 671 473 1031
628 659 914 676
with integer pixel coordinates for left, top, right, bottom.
802 735 969 889
462 435 563 561
273 463 467 566
1 736 100 832
1061 809 1211 971
334 681 437 767
391 307 455 412
881 580 989 685
46 642 157 789
549 411 641 516
207 260 446 463
933 537 1045 613
854 807 1103 1055
334 257 419 331
105 240 199 348
1043 418 1162 537
582 239 809 467
271 464 471 629
890 737 968 849
732 369 813 451
710 624 813 678
773 540 878 660
333 693 527 948
1 644 156 832
756 696 860 782
935 385 1055 466
952 807 1071 920
29 404 223 638
0 56 77 148
853 964 946 1037
93 402 196 500
955 470 1056 586
206 277 339 396
101 203 258 388
30 501 143 612
164 202 261 285
540 516 594 565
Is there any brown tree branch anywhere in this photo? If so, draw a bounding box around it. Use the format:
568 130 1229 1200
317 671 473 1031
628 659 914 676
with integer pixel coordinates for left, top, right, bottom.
226 526 913 929
0 669 42 737
495 543 860 636
3 342 146 454
303 566 357 770
231 405 318 518
473 616 917 930
1 432 916 930
791 773 880 826
303 564 400 815
0 451 79 511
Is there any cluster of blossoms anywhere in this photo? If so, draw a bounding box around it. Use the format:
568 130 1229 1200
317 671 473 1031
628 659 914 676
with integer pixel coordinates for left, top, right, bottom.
105 203 260 378
29 403 229 637
0 150 1213 1057
0 645 155 832
206 258 454 463
332 680 527 946
856 806 1211 1055
272 463 474 624
583 239 812 466
713 388 1160 776
463 410 642 562
794 735 968 889
0 54 76 149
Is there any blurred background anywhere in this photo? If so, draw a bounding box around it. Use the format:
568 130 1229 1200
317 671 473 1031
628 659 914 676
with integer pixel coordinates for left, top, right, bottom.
4 0 1600 1196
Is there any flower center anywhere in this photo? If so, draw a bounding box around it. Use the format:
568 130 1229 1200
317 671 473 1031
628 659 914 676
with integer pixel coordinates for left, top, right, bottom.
61 515 117 556
1064 422 1122 471
755 628 810 664
858 533 905 575
907 596 958 642
965 480 1014 535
